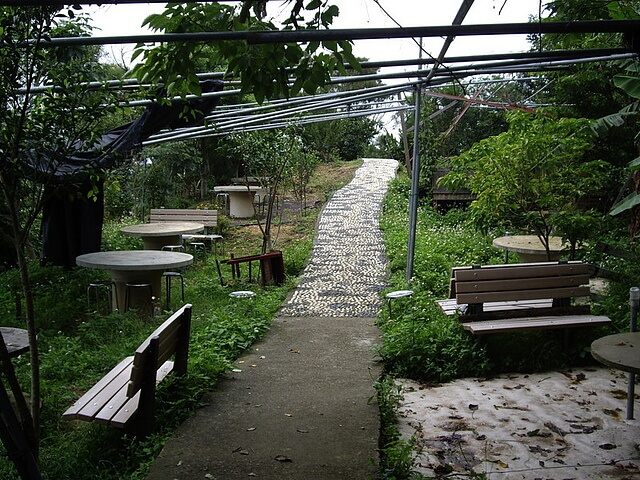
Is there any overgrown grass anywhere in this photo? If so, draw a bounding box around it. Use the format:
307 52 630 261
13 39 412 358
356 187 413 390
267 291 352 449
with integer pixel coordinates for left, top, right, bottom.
0 258 294 479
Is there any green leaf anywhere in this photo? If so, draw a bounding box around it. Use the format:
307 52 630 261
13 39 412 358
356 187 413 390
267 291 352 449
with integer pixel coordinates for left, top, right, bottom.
610 192 640 216
628 156 640 170
591 113 625 136
614 74 640 99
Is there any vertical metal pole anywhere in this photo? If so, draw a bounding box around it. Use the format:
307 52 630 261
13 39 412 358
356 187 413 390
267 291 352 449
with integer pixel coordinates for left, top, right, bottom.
627 287 639 419
406 39 423 284
504 231 510 263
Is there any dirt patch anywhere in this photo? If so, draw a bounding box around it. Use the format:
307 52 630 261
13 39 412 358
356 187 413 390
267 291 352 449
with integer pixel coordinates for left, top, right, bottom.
223 161 362 256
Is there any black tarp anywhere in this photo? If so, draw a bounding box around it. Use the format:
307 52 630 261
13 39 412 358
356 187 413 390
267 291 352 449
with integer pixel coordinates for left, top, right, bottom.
38 80 223 267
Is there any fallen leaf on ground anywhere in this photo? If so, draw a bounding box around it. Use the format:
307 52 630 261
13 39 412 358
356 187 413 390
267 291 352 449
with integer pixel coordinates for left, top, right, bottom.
599 443 617 450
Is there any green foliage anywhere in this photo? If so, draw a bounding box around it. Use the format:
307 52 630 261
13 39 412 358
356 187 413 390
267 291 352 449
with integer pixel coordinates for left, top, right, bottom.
593 61 640 224
131 2 358 103
442 111 609 254
375 376 422 480
286 150 320 211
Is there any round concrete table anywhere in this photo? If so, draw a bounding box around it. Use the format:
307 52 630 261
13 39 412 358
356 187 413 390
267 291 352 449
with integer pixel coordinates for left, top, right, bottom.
0 327 29 357
120 222 204 250
213 186 262 218
492 235 567 262
76 251 193 312
591 332 640 419
591 332 640 375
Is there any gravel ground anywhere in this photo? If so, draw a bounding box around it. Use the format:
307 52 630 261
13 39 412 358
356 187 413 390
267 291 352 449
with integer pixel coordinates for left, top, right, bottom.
278 157 399 317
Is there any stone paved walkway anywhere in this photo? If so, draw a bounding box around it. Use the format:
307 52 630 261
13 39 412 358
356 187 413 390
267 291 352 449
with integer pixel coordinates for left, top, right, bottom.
279 158 399 317
146 158 398 480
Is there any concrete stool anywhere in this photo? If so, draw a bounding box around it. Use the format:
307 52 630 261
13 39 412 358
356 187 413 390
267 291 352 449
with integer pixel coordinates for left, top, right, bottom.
386 290 414 317
124 282 154 316
87 280 118 313
161 245 185 252
188 241 206 260
229 290 256 299
209 234 224 257
162 271 185 311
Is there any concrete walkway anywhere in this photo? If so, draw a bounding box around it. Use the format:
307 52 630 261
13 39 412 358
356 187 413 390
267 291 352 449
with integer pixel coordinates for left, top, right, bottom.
146 158 398 480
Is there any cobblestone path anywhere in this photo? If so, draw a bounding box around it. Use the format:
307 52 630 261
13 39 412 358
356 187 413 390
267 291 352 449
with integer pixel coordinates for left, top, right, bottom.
278 158 398 317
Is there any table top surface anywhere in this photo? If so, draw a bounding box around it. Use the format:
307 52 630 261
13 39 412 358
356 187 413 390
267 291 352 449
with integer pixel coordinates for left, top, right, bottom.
76 250 193 271
591 332 640 374
120 222 204 237
0 327 29 357
492 235 566 254
213 185 262 193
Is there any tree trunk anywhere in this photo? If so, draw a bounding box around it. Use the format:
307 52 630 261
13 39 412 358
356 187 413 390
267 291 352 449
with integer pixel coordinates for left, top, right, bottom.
5 197 40 459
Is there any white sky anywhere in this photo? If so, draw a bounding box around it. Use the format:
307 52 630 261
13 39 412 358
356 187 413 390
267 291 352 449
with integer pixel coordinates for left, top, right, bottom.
88 0 546 67
87 0 547 135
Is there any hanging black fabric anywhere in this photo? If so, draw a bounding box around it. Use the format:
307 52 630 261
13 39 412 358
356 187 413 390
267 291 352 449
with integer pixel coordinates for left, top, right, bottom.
38 80 223 267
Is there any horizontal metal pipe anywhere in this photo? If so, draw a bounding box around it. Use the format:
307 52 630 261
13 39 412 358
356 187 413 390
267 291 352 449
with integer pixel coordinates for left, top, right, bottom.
24 20 640 47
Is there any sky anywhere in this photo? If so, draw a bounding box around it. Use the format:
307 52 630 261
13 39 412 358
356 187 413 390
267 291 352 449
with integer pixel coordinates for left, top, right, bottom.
88 0 547 68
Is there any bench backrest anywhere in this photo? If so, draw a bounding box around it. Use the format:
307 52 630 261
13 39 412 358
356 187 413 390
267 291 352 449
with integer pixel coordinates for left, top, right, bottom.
127 304 192 398
149 208 217 227
450 261 591 316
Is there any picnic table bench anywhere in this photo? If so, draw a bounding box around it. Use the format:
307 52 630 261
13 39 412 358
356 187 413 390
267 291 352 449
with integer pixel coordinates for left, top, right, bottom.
436 261 611 335
63 304 192 435
149 208 217 229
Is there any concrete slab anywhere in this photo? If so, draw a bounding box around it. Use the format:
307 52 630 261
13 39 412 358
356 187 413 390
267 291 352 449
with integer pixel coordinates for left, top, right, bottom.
146 316 382 480
397 368 640 479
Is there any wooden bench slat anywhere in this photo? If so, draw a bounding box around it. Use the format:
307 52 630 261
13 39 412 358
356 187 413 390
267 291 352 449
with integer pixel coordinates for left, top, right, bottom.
454 274 589 294
128 314 184 394
436 298 554 316
95 360 174 427
456 285 591 305
454 261 588 282
149 208 217 228
69 358 134 421
62 357 133 419
151 208 216 215
462 315 611 334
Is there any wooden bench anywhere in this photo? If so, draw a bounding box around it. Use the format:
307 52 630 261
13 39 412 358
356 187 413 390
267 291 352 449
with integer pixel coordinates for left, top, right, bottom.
436 261 611 335
149 208 217 229
63 304 192 435
222 250 285 286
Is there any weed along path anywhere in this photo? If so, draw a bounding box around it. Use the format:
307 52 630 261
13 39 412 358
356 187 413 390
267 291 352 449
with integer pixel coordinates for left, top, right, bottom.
145 158 399 480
